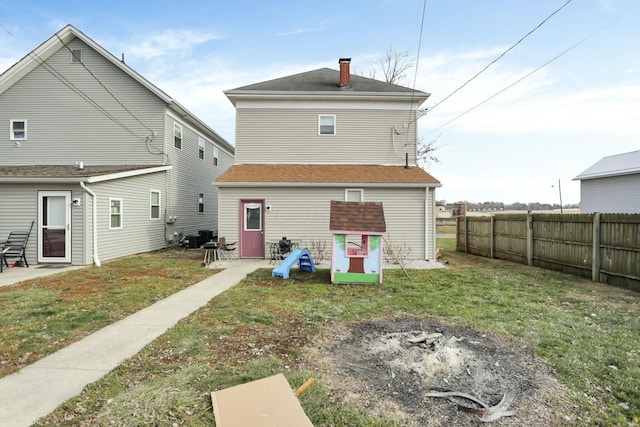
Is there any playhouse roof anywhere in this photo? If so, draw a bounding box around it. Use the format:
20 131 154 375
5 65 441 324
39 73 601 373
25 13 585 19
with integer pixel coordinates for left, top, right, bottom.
329 200 386 233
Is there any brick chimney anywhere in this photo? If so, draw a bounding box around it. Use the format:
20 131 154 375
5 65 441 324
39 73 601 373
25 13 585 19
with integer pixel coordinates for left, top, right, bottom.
339 58 351 88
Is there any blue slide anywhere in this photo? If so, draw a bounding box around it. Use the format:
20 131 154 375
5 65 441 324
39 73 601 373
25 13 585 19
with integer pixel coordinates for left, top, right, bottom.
272 248 316 279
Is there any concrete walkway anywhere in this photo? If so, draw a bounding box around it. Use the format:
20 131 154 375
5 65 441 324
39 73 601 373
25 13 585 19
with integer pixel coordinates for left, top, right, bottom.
0 259 270 427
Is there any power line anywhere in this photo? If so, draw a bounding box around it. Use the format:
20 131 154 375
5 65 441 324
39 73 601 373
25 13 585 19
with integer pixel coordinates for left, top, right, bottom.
424 0 573 115
0 25 151 141
54 33 156 136
425 31 596 136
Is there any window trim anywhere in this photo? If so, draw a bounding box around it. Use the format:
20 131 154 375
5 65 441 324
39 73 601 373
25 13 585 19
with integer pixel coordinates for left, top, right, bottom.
318 114 336 136
10 120 27 140
213 147 219 167
174 123 183 150
345 188 363 202
198 137 205 160
109 198 123 230
198 193 204 214
150 190 161 220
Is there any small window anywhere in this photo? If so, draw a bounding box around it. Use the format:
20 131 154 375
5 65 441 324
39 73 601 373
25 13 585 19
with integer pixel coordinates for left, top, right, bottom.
319 114 336 135
345 189 363 202
71 49 82 63
109 198 123 229
346 234 369 257
174 123 183 149
198 137 205 160
198 193 204 213
10 120 27 140
213 147 219 167
150 191 161 220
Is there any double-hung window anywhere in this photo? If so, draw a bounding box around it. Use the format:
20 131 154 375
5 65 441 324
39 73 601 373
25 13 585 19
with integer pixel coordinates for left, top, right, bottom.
198 193 205 213
10 120 27 140
174 123 183 149
150 191 161 220
198 137 205 160
110 198 123 229
318 114 336 135
213 147 219 167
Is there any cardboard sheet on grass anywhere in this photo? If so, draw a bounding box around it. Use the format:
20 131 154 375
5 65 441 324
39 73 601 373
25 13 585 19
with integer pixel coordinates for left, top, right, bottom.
211 373 313 426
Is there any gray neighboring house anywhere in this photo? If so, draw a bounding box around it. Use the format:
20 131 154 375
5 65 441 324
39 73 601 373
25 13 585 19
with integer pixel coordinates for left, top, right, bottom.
573 150 640 214
0 25 234 266
216 58 441 261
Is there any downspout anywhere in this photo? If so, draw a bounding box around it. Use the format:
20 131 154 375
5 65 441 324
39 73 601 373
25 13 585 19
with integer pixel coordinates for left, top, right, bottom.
80 181 101 267
425 187 429 261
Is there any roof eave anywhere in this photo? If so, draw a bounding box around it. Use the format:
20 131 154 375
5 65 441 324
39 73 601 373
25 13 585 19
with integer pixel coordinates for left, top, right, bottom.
215 181 441 188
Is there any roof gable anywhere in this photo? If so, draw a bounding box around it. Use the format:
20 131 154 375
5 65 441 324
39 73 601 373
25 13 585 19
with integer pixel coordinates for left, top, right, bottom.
574 150 640 180
329 200 386 233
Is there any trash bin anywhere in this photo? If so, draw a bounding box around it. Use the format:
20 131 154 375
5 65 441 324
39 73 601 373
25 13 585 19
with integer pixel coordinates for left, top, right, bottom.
199 230 213 246
186 235 200 249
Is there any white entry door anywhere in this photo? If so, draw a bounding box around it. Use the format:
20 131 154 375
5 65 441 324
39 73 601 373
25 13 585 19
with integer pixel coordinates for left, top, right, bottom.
38 191 71 263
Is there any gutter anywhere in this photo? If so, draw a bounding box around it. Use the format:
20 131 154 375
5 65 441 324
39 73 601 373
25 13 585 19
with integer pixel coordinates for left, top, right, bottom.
80 181 101 267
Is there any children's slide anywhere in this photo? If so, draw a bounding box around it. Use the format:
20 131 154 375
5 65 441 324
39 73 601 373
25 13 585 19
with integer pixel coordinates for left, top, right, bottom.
271 248 316 279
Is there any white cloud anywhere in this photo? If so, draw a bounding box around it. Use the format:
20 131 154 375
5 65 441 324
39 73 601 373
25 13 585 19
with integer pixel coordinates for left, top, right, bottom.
125 29 222 60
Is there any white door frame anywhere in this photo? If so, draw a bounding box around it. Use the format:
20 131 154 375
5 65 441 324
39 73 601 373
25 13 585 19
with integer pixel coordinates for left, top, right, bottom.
38 190 72 263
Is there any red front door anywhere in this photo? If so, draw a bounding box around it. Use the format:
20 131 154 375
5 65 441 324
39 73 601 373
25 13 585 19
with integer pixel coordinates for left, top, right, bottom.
240 200 265 258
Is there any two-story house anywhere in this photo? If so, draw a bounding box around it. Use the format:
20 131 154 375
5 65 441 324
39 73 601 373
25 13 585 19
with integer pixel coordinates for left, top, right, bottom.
0 25 234 267
216 58 440 261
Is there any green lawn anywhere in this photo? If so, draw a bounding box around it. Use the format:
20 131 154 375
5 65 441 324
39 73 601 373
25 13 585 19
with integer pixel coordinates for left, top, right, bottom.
9 247 637 426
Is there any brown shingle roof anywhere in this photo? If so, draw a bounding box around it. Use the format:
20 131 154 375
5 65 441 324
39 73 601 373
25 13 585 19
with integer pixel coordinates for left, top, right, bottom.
215 164 440 185
329 200 386 232
0 165 164 178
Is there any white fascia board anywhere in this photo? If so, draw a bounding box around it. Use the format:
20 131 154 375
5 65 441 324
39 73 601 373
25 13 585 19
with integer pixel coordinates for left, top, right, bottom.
215 181 441 189
87 165 172 183
225 91 429 108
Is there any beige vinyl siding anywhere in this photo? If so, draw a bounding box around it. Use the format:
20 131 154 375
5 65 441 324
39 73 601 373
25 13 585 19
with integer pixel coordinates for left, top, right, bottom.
218 186 433 260
235 108 418 166
89 172 167 262
165 115 231 239
580 174 640 214
0 183 87 265
0 38 166 166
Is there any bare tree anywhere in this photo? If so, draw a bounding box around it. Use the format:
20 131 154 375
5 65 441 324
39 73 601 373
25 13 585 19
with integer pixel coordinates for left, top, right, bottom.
417 134 441 170
369 47 414 84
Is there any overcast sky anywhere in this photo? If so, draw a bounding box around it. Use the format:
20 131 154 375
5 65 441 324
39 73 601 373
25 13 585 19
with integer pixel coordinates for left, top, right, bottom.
2 0 639 205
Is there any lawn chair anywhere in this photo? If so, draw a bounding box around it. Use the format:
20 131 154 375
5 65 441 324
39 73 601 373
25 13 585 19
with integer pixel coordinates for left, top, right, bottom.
1 220 35 273
218 237 237 261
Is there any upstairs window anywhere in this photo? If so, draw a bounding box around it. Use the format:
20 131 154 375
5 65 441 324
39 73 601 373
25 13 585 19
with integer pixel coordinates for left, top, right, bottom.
10 120 26 140
198 137 205 160
71 49 82 63
318 114 336 135
174 123 183 149
213 147 219 167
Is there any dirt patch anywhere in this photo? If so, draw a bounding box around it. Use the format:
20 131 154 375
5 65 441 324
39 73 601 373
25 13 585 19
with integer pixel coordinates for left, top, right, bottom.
301 317 576 426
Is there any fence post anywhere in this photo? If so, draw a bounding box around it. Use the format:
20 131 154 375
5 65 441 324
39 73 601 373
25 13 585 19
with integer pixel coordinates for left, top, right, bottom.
464 216 469 253
527 211 533 266
490 215 495 259
592 212 601 282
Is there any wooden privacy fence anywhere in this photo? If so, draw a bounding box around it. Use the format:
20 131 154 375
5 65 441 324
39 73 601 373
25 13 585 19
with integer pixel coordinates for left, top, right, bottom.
456 213 640 292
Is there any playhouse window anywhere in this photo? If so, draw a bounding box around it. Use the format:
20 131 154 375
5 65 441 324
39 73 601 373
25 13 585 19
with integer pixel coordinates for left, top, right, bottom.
346 234 369 257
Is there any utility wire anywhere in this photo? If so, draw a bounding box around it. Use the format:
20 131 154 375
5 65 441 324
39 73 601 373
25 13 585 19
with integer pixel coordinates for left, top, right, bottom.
0 25 151 141
405 0 428 140
425 31 596 136
54 33 156 135
423 0 573 115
